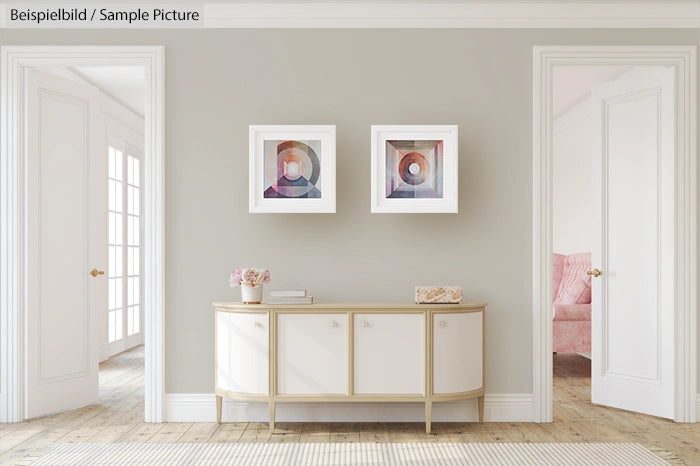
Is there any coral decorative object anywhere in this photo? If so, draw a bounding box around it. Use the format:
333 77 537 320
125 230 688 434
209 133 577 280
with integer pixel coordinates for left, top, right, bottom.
230 267 271 304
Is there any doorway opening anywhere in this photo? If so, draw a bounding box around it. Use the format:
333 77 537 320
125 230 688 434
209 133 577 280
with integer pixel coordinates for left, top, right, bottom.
532 46 697 423
0 46 164 423
552 64 661 418
27 64 146 419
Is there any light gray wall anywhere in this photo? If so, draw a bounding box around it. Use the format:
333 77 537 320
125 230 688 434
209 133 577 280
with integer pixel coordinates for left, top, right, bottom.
2 29 698 396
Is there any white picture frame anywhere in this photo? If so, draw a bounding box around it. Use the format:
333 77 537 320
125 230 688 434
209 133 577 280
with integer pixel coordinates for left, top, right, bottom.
249 125 336 213
371 125 458 213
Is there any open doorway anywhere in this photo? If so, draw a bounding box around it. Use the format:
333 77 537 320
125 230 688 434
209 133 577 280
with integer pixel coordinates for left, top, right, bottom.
551 65 632 413
25 64 145 419
0 46 164 424
533 46 697 423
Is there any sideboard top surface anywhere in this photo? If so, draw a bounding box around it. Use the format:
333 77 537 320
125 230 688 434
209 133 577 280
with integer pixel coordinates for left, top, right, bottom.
213 302 487 312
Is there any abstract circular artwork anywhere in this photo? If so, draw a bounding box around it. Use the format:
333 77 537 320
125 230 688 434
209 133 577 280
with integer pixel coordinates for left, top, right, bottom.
385 140 444 198
264 140 322 199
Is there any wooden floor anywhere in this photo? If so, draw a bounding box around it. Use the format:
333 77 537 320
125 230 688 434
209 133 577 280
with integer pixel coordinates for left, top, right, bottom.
0 348 698 464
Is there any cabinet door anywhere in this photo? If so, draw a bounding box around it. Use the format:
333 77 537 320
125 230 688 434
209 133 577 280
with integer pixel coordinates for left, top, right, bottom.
433 311 482 394
354 313 424 394
277 313 347 394
216 311 268 394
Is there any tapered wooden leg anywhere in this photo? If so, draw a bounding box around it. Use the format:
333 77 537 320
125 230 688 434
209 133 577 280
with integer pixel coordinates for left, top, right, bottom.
425 400 432 434
216 395 222 423
478 395 484 422
269 401 276 432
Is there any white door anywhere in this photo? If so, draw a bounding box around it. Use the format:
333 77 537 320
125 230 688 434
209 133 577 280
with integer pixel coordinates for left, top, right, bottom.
26 69 104 418
590 66 674 419
354 313 424 394
277 314 346 394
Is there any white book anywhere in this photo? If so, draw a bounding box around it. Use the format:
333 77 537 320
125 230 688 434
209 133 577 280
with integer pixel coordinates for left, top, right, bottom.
265 296 313 301
269 290 307 297
263 296 314 304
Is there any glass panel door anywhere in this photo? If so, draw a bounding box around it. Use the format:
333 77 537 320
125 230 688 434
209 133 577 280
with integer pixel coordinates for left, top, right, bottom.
126 154 141 336
108 147 124 344
107 141 143 354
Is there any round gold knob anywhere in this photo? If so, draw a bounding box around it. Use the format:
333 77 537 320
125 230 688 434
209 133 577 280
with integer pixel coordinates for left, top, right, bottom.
587 268 603 277
361 321 369 328
89 268 105 277
329 321 338 327
440 321 448 328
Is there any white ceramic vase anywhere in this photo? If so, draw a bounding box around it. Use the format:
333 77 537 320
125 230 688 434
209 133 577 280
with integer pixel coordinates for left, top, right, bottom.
241 284 263 304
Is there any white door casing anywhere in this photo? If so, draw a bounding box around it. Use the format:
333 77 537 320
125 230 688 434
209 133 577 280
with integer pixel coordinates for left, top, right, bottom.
353 313 424 395
590 67 674 418
0 46 164 423
216 312 268 395
532 46 696 423
25 69 102 418
277 313 346 395
433 312 482 394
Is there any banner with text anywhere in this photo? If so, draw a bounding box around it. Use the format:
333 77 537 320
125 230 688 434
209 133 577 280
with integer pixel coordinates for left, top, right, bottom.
2 4 204 28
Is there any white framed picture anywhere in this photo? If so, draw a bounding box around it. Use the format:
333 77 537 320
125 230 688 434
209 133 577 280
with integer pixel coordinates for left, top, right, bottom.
371 125 458 213
249 125 336 213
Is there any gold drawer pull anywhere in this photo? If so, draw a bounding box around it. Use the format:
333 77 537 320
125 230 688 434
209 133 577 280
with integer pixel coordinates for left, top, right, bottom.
329 321 338 328
440 321 448 328
361 321 369 328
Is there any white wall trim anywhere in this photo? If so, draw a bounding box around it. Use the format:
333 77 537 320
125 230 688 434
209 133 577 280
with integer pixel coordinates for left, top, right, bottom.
532 46 697 423
0 46 165 423
201 2 700 29
165 393 534 423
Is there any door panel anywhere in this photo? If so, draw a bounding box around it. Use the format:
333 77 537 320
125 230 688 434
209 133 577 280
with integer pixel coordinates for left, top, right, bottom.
433 312 482 394
353 313 424 394
216 312 268 395
26 69 102 418
277 313 346 394
591 66 674 418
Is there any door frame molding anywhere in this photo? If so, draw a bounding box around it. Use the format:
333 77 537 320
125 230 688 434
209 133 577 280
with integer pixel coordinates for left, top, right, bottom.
0 46 165 422
532 46 697 422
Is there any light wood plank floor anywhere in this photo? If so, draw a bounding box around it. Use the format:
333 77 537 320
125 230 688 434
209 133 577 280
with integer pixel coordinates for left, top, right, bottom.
0 348 697 464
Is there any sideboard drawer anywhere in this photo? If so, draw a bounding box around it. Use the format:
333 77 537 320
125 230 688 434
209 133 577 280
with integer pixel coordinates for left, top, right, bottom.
277 313 347 395
353 313 424 394
216 312 268 395
433 311 483 394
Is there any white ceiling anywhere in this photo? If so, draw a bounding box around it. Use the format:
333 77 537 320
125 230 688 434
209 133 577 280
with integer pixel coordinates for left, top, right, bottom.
71 66 145 117
552 65 631 118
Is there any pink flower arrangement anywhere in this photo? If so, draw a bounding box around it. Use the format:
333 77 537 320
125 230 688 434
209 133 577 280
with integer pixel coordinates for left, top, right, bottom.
230 267 271 287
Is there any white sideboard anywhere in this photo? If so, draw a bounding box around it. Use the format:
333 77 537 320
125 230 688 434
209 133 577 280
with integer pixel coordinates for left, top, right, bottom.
213 302 486 433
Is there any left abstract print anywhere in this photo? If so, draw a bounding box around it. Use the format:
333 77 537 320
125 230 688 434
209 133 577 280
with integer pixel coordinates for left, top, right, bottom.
250 125 335 213
263 140 322 198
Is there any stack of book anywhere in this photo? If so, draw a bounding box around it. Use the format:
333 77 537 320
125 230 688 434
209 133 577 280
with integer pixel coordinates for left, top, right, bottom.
263 290 314 305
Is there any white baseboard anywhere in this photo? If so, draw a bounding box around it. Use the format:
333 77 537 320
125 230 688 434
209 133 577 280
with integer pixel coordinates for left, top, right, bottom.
696 394 700 422
165 393 534 423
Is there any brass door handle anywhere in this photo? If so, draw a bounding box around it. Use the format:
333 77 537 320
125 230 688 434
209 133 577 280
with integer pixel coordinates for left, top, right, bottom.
90 268 105 277
587 268 603 277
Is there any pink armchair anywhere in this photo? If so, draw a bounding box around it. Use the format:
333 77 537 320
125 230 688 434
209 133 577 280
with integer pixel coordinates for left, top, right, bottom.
552 253 591 353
